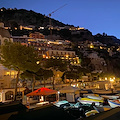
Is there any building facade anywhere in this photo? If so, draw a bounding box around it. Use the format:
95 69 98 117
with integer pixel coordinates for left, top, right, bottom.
0 22 13 45
46 50 80 65
29 32 45 39
0 22 17 89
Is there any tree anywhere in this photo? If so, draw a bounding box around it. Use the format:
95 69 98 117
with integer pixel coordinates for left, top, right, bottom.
43 58 68 89
36 68 53 87
65 68 82 83
66 71 80 79
21 68 53 89
20 70 37 92
0 41 39 100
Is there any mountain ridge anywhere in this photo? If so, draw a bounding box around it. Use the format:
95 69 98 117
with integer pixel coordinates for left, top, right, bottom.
0 7 120 46
0 8 68 28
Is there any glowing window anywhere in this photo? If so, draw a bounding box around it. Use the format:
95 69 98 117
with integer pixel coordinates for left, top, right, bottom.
6 72 10 75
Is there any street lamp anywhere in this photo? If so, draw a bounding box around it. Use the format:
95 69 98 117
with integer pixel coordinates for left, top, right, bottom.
58 91 60 101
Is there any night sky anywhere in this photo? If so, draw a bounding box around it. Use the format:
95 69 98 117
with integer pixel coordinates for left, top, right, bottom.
1 0 120 38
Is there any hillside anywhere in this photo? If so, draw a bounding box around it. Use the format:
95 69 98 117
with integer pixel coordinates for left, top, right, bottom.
0 7 120 46
0 8 66 28
94 33 120 46
1 8 120 77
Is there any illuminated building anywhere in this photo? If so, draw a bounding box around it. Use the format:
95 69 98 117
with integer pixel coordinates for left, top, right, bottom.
46 50 80 65
20 25 35 30
0 22 13 45
0 64 17 88
29 32 45 39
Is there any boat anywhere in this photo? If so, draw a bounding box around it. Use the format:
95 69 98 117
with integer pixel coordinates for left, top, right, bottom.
85 110 99 117
53 100 74 108
53 100 70 107
77 97 103 106
101 95 119 100
83 94 103 100
108 99 120 108
92 89 117 95
65 102 99 118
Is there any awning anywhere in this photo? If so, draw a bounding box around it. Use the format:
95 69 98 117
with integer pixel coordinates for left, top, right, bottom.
26 87 57 96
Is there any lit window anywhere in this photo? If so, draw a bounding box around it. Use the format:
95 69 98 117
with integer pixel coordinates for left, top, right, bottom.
36 61 40 64
66 55 69 58
43 54 46 58
100 46 103 49
6 72 10 75
90 45 94 48
74 62 76 64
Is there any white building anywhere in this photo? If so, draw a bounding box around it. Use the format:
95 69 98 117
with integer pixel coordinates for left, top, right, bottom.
0 22 17 89
0 22 13 45
0 64 17 89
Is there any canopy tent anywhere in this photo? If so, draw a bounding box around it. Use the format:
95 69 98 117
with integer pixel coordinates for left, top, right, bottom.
59 86 80 93
26 87 57 97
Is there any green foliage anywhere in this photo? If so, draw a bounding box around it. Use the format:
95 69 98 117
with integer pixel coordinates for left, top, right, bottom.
65 71 81 79
42 58 68 89
62 65 90 81
0 41 41 96
20 70 34 80
44 58 68 72
0 41 39 72
36 68 53 80
20 68 53 82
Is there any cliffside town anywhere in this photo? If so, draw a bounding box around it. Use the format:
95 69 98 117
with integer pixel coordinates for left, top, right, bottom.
0 8 120 89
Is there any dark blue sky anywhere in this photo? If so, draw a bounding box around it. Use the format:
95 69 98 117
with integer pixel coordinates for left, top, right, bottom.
1 0 120 38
